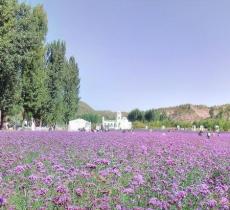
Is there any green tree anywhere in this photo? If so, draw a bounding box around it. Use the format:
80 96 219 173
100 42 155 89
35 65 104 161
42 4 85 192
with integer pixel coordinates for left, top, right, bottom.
144 110 154 122
128 109 143 122
80 113 101 124
19 4 48 125
209 107 215 118
62 56 80 126
45 40 66 128
159 111 168 121
0 0 24 129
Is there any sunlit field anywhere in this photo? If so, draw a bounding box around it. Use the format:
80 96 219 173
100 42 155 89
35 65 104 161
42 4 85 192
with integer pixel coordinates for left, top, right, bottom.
0 131 229 209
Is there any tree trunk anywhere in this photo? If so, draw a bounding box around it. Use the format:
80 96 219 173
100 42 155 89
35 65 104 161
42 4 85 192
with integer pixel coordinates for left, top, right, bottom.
0 110 7 130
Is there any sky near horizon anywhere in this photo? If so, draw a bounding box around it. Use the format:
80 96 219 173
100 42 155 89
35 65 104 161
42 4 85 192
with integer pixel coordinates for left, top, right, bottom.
27 0 230 111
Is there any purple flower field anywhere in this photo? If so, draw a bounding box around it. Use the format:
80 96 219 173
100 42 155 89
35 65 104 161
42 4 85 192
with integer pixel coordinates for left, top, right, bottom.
0 131 229 209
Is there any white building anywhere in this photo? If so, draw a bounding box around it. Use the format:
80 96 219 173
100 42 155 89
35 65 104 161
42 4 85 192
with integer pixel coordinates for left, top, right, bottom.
192 125 197 131
215 125 220 132
200 125 204 131
102 112 132 130
68 119 91 131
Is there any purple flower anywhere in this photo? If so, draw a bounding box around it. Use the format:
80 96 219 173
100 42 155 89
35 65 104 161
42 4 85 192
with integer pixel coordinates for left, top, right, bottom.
207 199 217 208
36 162 44 170
14 165 25 174
67 206 84 210
86 163 97 169
133 174 144 186
43 175 53 186
0 196 6 207
166 158 174 166
99 169 110 177
28 174 38 183
123 188 134 194
36 188 48 197
199 183 210 195
141 145 148 155
95 158 110 165
116 205 122 210
112 168 121 176
149 198 162 208
52 194 70 206
175 191 187 200
75 188 83 197
57 185 68 194
124 166 132 173
220 197 229 209
0 129 229 209
0 197 4 206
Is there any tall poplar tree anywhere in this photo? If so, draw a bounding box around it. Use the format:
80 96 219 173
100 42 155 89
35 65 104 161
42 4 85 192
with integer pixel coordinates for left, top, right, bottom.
0 0 21 129
62 56 80 126
46 41 66 128
19 4 48 125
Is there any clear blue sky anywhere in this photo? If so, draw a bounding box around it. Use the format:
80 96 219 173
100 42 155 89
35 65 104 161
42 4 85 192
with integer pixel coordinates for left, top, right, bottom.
27 0 230 111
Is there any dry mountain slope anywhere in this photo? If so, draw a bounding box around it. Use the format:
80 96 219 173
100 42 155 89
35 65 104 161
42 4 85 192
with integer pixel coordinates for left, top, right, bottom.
158 104 230 122
78 101 230 122
158 104 210 122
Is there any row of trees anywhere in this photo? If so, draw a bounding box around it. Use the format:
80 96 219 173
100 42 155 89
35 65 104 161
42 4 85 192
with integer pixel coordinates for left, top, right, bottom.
128 109 168 122
128 108 230 131
0 0 80 129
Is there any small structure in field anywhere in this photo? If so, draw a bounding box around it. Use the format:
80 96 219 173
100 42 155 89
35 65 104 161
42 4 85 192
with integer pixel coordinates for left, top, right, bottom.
200 125 204 131
102 112 132 130
68 119 91 131
215 125 220 132
192 125 197 131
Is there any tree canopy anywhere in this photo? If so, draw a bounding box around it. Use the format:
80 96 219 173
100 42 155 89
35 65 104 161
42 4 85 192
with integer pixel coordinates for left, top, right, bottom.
0 0 80 129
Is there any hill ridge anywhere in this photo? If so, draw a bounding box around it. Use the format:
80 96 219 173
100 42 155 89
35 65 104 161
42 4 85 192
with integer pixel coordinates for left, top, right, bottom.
77 101 230 122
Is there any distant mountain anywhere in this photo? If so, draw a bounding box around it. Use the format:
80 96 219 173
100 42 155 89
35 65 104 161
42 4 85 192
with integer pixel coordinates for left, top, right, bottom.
209 104 230 120
77 101 95 115
157 104 210 122
77 101 230 122
77 101 128 120
157 104 230 122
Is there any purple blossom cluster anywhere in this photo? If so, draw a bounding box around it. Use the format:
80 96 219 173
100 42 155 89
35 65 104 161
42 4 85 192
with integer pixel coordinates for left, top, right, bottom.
0 131 229 209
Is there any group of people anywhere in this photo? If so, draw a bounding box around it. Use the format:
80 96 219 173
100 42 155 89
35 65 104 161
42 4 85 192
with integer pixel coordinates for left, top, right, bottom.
198 130 220 139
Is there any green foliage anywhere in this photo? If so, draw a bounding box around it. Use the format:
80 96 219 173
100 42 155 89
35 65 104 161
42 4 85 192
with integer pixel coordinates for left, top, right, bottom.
128 109 144 122
129 109 168 124
147 120 175 128
0 0 22 128
9 192 28 210
0 1 80 129
62 56 80 125
79 113 101 124
19 4 48 123
45 42 81 127
194 119 230 131
132 121 146 129
144 110 154 122
45 40 66 126
181 168 202 188
129 105 230 131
